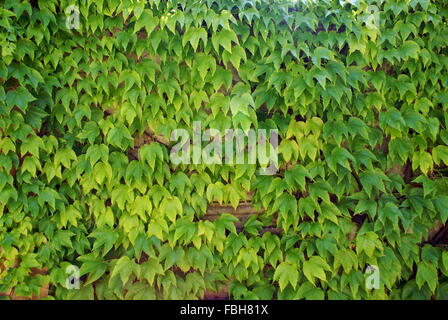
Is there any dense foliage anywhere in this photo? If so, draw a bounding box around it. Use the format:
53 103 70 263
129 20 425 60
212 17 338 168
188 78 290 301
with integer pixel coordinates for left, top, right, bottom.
1 0 448 300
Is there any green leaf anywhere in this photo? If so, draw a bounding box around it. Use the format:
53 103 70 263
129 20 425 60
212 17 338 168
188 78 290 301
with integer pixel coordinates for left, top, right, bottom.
334 249 358 274
54 148 77 169
141 259 165 285
159 197 183 223
416 261 438 293
79 260 108 285
412 151 433 175
91 228 120 255
434 196 448 224
78 121 100 144
285 165 308 191
60 205 82 228
182 27 207 51
273 262 298 291
303 256 331 286
432 146 448 166
400 41 420 60
294 282 325 300
212 29 239 52
356 232 382 257
134 9 159 36
312 47 335 67
110 256 134 284
6 87 35 111
360 169 390 194
107 125 133 151
140 143 164 169
279 140 299 163
442 251 448 272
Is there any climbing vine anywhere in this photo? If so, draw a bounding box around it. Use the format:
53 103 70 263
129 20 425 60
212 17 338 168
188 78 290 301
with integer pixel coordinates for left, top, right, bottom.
1 0 448 300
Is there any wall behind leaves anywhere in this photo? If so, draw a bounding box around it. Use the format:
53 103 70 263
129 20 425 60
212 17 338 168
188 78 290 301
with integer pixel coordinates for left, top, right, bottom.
1 0 448 300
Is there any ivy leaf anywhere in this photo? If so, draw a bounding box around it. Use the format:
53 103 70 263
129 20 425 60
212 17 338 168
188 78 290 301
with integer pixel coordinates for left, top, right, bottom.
77 121 100 144
230 92 254 117
54 148 77 169
412 151 433 175
303 256 331 286
107 125 133 151
216 213 238 235
434 196 448 224
432 146 448 166
182 27 207 51
360 169 390 194
273 262 298 291
134 9 159 36
6 87 35 111
90 228 120 255
206 183 224 204
334 249 358 274
212 29 239 52
110 256 134 285
131 195 152 222
159 197 183 223
294 282 325 300
93 161 113 185
356 232 382 257
285 165 308 191
279 140 299 163
400 40 420 60
86 144 109 166
312 47 335 67
79 260 108 285
140 143 164 170
416 261 438 293
442 251 448 272
60 205 82 228
141 260 165 285
415 98 433 115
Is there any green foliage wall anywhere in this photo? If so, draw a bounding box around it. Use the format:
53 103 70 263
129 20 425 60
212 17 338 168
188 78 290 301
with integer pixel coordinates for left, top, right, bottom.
1 0 448 300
